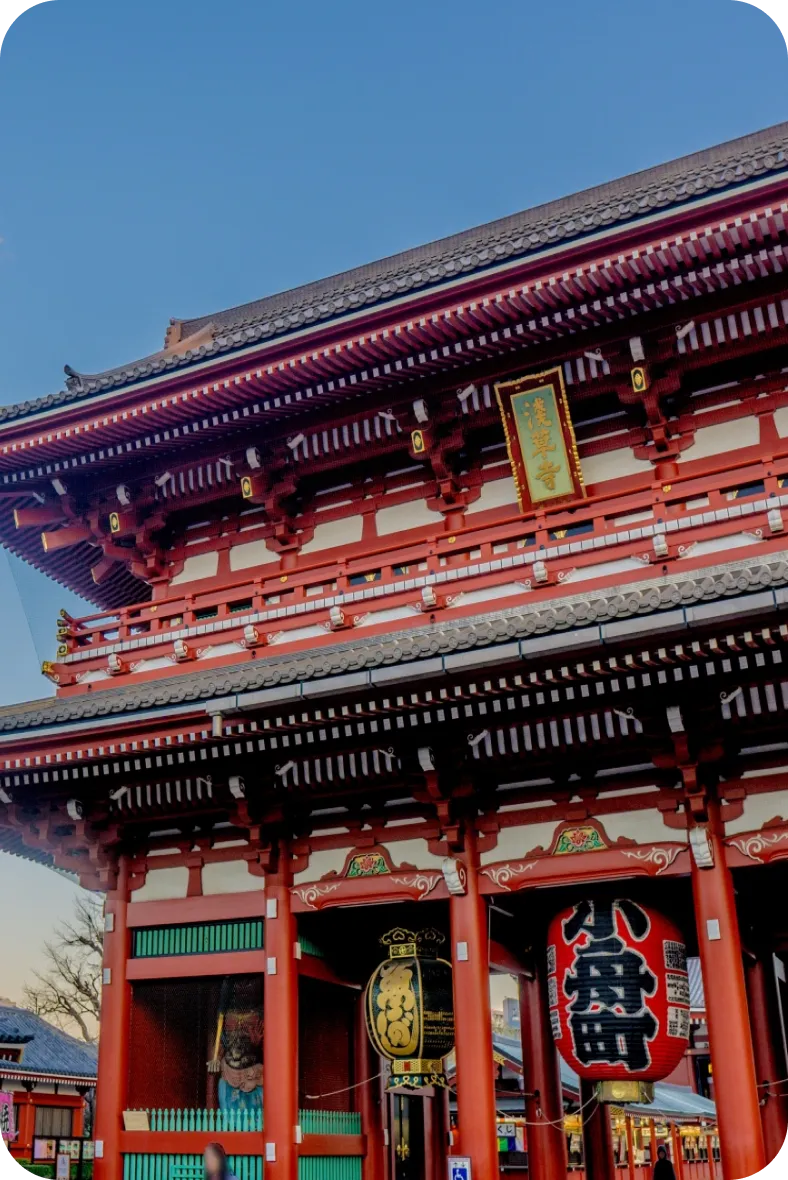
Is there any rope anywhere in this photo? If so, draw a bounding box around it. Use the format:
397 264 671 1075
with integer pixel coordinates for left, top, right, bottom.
305 1072 383 1100
514 1090 600 1129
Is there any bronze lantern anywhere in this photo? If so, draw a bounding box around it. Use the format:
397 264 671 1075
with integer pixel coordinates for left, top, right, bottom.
365 927 455 1090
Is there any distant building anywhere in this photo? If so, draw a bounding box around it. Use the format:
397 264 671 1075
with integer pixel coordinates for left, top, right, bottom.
0 1001 97 1161
503 997 520 1031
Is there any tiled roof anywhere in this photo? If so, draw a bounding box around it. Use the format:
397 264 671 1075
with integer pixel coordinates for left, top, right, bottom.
492 1033 717 1119
0 549 782 737
2 122 787 425
0 1004 96 1079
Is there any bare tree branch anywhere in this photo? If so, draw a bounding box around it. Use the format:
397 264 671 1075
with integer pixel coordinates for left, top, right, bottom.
23 894 103 1043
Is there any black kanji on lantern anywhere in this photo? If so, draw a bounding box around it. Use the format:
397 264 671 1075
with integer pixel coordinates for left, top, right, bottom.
562 899 657 1072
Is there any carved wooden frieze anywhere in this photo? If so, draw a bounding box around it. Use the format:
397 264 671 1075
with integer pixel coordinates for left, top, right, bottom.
479 818 688 893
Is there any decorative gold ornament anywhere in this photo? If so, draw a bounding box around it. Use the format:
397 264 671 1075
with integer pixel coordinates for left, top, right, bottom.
631 366 649 394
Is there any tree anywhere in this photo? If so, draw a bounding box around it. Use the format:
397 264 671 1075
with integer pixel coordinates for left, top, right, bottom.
24 893 103 1043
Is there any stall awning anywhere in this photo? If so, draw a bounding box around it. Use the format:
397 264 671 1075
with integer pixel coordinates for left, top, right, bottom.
491 1035 716 1122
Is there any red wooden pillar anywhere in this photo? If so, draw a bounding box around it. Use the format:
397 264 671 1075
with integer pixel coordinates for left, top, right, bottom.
671 1124 685 1180
625 1117 636 1180
355 993 384 1180
263 843 299 1180
648 1119 657 1167
72 1099 85 1139
744 949 788 1163
429 1093 449 1180
424 1095 447 1180
580 1081 616 1180
690 810 766 1180
93 856 131 1180
449 827 498 1180
16 1089 36 1158
518 962 566 1180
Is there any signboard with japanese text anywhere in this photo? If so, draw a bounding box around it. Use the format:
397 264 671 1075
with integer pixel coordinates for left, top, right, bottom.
547 899 690 1082
0 1092 15 1142
495 367 585 510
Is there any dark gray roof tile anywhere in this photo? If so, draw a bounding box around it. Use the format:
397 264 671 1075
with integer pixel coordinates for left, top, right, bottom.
0 551 783 737
0 1004 97 1077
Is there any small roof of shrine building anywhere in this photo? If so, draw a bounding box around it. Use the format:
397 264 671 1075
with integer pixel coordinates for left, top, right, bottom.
0 1002 97 1087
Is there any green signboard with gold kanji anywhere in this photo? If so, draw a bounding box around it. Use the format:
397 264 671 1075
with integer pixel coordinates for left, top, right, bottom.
495 367 585 511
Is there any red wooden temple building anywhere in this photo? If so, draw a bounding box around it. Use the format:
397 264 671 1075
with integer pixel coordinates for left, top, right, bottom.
2 122 788 1180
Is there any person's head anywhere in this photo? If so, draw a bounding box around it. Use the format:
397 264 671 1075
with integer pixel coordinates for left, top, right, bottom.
657 1147 668 1160
204 1143 228 1179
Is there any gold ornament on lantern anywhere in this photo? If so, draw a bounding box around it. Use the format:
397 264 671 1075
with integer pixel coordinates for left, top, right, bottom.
365 928 455 1090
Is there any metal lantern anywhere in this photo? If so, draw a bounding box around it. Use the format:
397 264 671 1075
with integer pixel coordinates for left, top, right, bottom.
365 927 455 1090
547 899 690 1098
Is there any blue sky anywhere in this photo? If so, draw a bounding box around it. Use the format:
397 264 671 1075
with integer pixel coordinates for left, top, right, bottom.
0 0 786 1001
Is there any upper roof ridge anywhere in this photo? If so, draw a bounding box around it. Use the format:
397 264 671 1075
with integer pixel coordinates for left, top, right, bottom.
2 120 787 427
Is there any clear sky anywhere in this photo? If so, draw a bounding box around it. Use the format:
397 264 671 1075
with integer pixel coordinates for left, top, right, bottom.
0 0 786 1004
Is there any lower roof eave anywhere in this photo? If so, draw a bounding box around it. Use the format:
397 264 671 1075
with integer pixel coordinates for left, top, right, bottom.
0 1068 96 1086
0 547 786 742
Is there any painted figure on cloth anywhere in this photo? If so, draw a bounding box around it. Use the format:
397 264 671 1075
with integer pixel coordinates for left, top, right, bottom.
207 976 263 1113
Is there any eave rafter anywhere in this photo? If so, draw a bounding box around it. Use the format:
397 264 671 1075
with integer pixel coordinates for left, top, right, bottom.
5 608 788 875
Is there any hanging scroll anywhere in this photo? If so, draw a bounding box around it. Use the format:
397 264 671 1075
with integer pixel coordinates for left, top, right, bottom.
495 367 585 511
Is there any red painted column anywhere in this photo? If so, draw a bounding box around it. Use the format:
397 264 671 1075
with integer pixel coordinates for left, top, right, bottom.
671 1124 685 1180
15 1090 35 1158
580 1081 616 1180
449 827 499 1180
93 856 131 1180
744 949 788 1163
428 1092 448 1180
72 1100 85 1138
263 843 299 1180
625 1117 636 1180
518 960 566 1180
355 993 384 1180
690 810 766 1180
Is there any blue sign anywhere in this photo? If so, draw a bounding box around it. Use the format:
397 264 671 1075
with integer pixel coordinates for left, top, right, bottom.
448 1158 472 1180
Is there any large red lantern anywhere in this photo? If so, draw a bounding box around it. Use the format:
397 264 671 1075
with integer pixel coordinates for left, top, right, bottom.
547 899 690 1083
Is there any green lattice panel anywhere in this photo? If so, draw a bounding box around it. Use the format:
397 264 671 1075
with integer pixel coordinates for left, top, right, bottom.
123 1156 262 1180
131 923 324 959
298 1160 362 1180
132 920 264 958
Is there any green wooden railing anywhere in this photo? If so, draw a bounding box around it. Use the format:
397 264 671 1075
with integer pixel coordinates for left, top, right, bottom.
146 1109 263 1133
131 923 325 960
299 1111 361 1136
132 921 264 958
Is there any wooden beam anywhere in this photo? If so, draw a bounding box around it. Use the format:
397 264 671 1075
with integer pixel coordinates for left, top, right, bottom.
118 1131 365 1157
13 505 65 528
41 524 93 552
126 891 265 928
488 938 531 977
126 950 266 981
